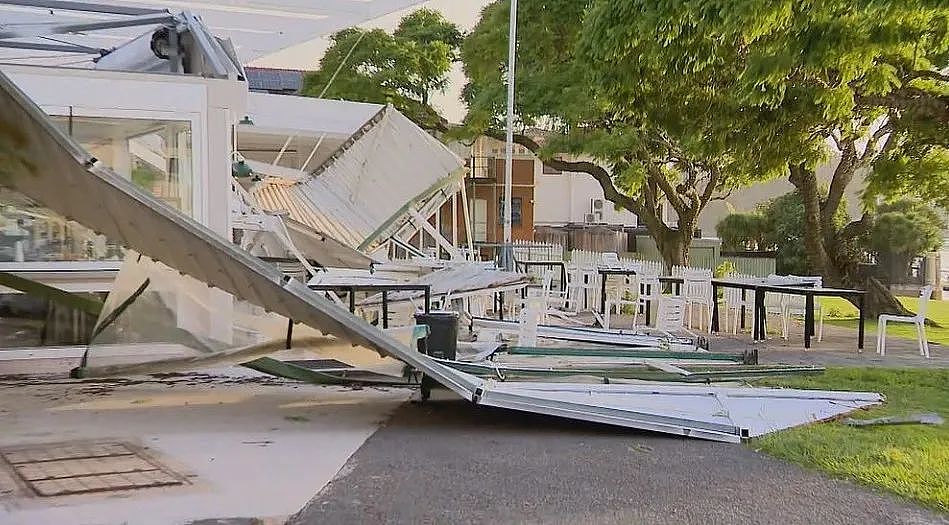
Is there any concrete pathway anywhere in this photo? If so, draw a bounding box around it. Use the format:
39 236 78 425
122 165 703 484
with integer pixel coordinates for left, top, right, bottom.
289 397 947 525
0 372 411 525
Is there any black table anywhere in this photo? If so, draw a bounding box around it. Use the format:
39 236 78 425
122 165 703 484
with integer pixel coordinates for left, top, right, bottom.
709 279 866 350
514 259 567 292
285 283 432 349
598 268 641 315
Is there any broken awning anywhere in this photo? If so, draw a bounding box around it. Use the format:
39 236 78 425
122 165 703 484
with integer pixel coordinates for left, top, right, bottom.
0 70 883 443
357 263 531 306
252 104 464 251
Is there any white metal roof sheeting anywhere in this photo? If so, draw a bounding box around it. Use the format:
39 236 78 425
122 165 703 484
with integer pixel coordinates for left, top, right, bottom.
252 104 463 250
0 70 883 442
476 383 883 443
244 92 383 138
254 178 365 249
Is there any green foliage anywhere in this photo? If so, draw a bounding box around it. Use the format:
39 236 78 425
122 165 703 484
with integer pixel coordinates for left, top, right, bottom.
302 9 461 130
865 199 946 281
758 192 814 275
719 190 851 274
755 367 949 512
715 213 767 251
580 0 949 216
713 260 737 279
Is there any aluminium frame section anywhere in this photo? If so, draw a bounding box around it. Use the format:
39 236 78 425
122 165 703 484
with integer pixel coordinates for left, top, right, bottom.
0 0 165 16
0 12 176 40
471 316 700 351
474 386 743 443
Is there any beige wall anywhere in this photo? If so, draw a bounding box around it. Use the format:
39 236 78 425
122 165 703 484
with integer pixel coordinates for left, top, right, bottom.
697 157 866 236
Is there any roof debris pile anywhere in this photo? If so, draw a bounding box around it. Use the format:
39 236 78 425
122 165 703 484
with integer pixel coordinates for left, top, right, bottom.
0 70 883 443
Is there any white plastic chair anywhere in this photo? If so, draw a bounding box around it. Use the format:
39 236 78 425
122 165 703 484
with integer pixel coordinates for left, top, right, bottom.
681 269 713 333
764 274 796 339
784 275 824 342
566 264 598 312
654 296 695 337
636 271 662 327
877 285 933 358
600 252 622 269
720 273 755 334
604 273 640 329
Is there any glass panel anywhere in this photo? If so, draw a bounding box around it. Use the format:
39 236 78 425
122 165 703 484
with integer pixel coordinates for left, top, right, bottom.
0 115 193 263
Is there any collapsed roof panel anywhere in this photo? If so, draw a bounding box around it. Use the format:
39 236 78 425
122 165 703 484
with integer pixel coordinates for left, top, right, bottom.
0 70 883 443
0 68 479 397
251 104 464 251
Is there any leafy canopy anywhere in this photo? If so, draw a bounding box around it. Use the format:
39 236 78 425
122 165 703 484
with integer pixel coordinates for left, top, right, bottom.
867 200 946 257
462 0 786 236
302 9 461 130
581 0 949 207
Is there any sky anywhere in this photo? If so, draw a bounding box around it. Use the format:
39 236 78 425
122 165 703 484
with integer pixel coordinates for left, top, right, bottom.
251 0 494 123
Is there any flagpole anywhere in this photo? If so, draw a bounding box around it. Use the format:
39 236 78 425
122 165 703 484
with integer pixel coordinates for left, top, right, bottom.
501 0 517 271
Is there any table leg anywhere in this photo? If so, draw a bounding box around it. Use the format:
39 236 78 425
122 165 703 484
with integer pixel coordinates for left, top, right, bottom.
711 283 720 332
382 291 389 329
600 273 607 315
645 284 652 325
285 319 294 350
858 293 865 352
754 289 765 341
499 291 505 321
804 293 814 349
740 289 747 330
348 288 356 314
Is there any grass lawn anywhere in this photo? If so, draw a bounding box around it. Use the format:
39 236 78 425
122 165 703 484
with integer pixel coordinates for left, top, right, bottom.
754 368 949 512
821 295 949 346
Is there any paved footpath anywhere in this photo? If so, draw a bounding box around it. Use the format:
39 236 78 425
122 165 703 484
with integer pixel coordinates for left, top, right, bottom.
289 398 947 525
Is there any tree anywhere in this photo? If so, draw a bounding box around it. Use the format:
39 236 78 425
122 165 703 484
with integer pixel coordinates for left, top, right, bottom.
462 0 786 269
581 0 949 315
866 200 946 283
716 213 766 252
301 9 462 131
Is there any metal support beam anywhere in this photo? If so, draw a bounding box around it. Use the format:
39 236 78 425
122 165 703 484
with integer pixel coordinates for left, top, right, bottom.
408 209 461 260
0 0 166 16
0 40 102 54
0 13 176 40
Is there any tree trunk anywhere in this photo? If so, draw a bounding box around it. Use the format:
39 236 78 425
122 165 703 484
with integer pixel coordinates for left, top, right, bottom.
654 224 691 272
789 164 911 317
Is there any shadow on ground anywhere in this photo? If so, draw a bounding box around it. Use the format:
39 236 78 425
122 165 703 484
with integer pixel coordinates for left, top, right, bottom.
288 398 947 525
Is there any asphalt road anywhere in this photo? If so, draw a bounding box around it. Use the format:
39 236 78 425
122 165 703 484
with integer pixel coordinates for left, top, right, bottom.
288 398 946 525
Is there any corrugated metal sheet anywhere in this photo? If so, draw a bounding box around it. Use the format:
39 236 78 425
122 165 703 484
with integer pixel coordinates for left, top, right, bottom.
254 180 364 250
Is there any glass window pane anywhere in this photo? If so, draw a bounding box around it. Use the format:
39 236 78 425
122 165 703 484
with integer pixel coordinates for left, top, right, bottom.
0 115 193 263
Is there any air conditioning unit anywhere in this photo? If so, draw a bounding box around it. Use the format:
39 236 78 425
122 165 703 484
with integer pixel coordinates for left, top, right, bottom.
591 198 605 212
584 213 597 223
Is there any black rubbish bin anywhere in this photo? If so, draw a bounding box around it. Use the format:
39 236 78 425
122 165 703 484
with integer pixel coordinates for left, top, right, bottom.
414 311 458 361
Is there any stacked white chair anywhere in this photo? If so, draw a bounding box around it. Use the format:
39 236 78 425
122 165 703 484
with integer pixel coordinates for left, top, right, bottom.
604 273 640 329
764 274 796 339
783 275 825 342
681 268 714 333
720 272 756 334
877 285 934 358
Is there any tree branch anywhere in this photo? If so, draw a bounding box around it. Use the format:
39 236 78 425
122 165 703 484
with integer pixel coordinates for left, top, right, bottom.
839 213 874 241
904 70 949 84
823 136 857 231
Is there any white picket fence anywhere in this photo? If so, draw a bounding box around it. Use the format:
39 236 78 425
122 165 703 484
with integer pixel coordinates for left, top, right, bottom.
513 241 564 262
